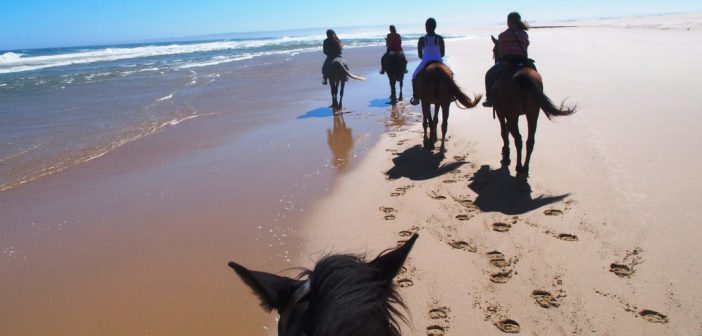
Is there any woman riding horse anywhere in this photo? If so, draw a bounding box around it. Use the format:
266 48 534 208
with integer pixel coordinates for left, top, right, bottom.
380 25 407 75
410 18 445 106
322 29 343 85
483 12 535 107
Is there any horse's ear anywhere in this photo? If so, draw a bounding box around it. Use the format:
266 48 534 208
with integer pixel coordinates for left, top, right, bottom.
370 234 418 281
491 35 498 44
228 261 303 313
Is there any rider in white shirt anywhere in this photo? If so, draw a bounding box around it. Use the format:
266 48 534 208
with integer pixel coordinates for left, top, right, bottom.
410 18 445 105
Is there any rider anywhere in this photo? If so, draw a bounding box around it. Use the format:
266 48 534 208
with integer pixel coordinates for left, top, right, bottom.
322 29 343 85
483 12 533 107
410 18 445 106
380 25 407 75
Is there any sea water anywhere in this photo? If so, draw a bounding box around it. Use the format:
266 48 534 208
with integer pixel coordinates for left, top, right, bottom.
0 28 464 191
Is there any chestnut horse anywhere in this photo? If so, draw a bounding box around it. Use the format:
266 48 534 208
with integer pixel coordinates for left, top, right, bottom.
229 234 418 336
328 57 365 112
418 62 481 151
489 36 577 175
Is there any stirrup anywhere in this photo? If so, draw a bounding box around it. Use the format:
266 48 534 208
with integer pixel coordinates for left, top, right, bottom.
482 101 493 107
410 97 420 105
322 79 327 85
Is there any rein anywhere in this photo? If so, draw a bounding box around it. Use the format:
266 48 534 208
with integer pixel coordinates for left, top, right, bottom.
279 280 311 335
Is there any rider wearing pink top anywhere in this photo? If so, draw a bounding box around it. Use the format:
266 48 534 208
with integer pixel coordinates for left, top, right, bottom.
483 12 534 107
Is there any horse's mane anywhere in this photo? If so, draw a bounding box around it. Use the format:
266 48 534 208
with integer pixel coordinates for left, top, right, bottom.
299 253 408 336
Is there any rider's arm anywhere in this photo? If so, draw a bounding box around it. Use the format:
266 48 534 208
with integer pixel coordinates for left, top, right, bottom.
439 36 445 57
417 38 424 59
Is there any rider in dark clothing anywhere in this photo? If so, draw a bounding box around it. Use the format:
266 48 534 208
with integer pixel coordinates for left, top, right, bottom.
322 29 342 85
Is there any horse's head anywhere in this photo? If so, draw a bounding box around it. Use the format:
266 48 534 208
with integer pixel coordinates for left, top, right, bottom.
229 234 419 336
491 35 501 61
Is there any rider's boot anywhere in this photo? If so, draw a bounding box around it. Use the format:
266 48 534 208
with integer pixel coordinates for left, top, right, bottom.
410 79 420 105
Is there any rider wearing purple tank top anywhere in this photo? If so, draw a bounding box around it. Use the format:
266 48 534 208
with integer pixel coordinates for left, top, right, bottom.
410 18 445 105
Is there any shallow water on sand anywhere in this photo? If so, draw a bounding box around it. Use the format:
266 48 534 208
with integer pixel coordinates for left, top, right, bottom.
0 46 422 335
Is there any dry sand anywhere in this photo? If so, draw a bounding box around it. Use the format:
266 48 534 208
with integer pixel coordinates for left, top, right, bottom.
299 13 702 335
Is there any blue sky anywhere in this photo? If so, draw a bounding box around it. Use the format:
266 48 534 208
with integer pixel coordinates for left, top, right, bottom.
2 0 700 50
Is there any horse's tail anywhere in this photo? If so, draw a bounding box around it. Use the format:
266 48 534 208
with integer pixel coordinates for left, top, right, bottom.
441 69 482 109
515 72 577 120
340 63 366 81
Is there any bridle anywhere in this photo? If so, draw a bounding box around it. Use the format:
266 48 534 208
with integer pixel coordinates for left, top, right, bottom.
278 280 312 335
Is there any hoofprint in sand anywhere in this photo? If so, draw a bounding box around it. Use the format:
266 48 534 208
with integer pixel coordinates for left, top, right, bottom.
299 14 702 335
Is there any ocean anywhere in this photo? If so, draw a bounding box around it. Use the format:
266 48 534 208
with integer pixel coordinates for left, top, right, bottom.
0 28 436 192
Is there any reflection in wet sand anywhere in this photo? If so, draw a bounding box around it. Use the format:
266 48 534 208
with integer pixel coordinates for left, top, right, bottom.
327 114 354 171
388 103 409 128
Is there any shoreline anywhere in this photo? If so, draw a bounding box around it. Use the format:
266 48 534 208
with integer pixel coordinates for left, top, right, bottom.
0 45 419 335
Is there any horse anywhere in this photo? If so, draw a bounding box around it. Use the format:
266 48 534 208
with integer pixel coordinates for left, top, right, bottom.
383 51 406 104
228 234 418 336
417 62 482 152
328 57 365 112
488 36 577 175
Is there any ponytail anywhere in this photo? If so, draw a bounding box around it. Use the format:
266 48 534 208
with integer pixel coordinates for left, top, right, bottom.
508 12 529 31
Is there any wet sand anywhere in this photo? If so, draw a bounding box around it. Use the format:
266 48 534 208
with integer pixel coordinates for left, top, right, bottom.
300 13 702 335
0 46 416 335
3 13 701 335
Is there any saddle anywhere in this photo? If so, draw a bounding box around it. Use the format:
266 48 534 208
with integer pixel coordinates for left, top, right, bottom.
415 60 443 78
500 56 537 71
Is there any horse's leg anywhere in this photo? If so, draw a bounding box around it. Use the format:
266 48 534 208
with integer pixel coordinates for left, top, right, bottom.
389 76 396 103
522 110 539 175
421 100 431 147
431 103 440 144
339 80 345 109
440 101 450 152
399 77 404 101
498 114 510 164
330 81 338 109
507 117 523 173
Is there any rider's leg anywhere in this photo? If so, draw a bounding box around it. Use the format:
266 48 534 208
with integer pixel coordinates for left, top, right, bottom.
322 57 331 85
380 51 388 74
483 64 500 107
410 61 425 105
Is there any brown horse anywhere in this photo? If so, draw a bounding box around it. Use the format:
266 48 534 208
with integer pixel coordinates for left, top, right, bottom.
328 57 365 112
417 62 481 152
489 36 577 175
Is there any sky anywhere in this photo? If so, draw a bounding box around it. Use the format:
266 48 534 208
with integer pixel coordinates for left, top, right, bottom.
1 0 701 50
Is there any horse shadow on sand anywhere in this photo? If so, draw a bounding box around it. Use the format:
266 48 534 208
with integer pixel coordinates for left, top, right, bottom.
368 98 392 108
468 162 570 215
386 145 465 181
297 107 335 119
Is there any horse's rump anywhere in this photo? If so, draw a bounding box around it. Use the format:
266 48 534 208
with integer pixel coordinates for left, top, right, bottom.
511 69 576 119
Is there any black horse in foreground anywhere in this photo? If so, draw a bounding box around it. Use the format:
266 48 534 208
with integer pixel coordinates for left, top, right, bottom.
229 234 418 336
383 51 406 104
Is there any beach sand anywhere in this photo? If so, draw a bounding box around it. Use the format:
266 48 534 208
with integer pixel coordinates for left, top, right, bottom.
300 13 702 335
1 12 701 336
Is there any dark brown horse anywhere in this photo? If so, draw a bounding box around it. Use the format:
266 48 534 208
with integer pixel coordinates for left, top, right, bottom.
328 57 365 112
489 36 577 175
383 51 406 104
229 234 418 336
417 62 481 152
